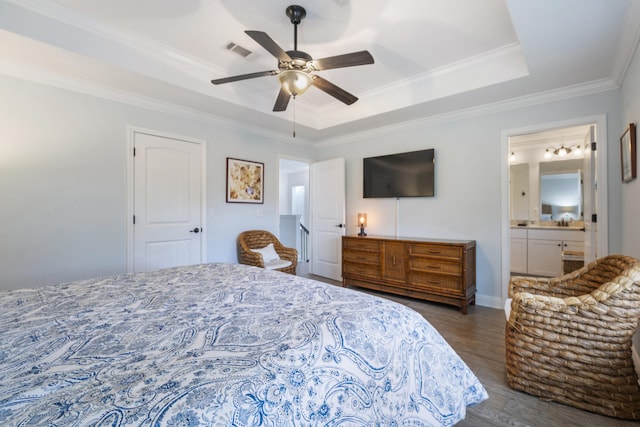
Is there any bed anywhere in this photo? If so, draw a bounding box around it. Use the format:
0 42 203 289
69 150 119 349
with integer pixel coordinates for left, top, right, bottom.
0 263 487 426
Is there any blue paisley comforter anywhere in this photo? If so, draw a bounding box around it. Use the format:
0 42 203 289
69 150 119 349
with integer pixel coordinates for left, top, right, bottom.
0 263 487 426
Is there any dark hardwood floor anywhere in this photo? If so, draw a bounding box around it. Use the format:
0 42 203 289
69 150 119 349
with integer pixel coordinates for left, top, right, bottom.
298 264 638 427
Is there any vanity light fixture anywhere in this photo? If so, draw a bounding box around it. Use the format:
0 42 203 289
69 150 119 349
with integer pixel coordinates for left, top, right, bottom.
543 145 584 159
573 145 583 157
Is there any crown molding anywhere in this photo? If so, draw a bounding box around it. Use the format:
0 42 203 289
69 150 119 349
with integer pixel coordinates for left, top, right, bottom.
1 0 626 147
5 0 220 77
317 78 618 148
314 43 529 129
3 0 529 132
611 0 640 85
0 60 315 147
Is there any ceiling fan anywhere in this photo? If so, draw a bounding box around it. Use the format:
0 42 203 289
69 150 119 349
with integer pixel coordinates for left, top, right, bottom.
211 4 374 112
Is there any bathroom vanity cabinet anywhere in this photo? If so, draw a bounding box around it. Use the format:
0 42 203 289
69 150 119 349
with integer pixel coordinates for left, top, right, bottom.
510 227 584 277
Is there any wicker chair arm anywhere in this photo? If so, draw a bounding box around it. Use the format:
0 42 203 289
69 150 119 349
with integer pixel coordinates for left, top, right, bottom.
508 275 639 326
276 246 298 263
507 292 565 323
508 276 554 297
238 241 265 267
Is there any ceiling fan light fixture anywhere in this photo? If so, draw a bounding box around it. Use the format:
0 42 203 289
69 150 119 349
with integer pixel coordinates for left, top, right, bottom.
278 70 312 96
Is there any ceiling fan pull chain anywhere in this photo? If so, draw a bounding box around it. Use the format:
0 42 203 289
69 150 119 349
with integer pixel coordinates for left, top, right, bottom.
292 97 297 138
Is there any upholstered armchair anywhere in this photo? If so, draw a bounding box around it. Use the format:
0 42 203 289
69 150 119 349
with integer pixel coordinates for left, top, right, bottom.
237 230 298 275
506 254 640 419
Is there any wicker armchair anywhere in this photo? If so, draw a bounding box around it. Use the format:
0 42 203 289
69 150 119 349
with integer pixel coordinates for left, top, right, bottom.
237 230 297 275
506 254 640 419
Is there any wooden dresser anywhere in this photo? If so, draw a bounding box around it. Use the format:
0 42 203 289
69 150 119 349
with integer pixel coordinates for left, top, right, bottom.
342 235 476 314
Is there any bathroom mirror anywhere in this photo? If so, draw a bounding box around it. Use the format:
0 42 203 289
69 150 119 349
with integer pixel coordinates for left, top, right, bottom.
510 159 583 223
539 159 583 221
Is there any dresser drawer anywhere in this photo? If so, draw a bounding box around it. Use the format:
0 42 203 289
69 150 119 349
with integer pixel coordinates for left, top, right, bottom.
344 250 380 265
341 236 475 314
409 272 463 293
343 262 380 279
409 243 462 259
343 238 380 252
409 258 461 275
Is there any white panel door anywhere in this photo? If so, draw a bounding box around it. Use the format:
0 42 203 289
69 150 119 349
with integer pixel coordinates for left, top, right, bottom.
582 125 596 263
133 132 203 272
310 158 345 281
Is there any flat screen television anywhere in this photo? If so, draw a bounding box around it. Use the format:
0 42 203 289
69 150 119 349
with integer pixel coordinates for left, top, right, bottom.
363 149 435 198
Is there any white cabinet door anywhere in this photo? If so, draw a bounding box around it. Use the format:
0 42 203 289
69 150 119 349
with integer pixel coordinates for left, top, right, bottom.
563 240 584 254
510 238 528 274
528 239 563 277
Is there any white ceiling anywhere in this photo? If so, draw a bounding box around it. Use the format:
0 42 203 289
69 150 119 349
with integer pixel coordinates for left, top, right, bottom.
1 0 639 143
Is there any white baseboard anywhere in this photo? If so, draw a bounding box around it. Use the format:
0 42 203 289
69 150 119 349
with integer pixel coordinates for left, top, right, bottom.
475 294 504 310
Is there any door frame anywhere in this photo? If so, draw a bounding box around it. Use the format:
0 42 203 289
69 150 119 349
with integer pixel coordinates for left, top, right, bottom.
500 114 608 300
277 154 312 261
126 126 207 273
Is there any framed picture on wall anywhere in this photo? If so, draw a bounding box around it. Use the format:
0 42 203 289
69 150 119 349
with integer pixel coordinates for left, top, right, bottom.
620 123 636 183
226 157 264 203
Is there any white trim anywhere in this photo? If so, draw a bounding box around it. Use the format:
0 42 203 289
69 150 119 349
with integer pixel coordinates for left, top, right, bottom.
278 154 314 272
0 47 617 146
612 0 640 85
500 115 608 301
318 79 618 148
476 294 504 310
0 61 316 148
276 153 313 234
126 126 207 273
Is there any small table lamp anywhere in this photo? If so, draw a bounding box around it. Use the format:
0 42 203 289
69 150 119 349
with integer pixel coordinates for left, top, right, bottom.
357 213 367 236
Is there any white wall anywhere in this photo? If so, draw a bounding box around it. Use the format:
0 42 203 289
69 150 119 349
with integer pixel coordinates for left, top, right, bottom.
1 70 631 303
315 90 623 307
621 41 640 259
0 74 314 290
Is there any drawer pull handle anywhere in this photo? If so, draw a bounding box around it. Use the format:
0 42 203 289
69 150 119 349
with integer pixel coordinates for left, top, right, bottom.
427 280 441 285
428 250 442 254
428 265 441 270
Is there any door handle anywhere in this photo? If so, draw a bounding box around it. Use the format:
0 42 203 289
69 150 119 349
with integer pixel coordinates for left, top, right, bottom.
336 223 345 228
190 227 200 233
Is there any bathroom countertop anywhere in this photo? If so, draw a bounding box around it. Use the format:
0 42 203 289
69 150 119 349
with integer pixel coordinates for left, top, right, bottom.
510 224 584 230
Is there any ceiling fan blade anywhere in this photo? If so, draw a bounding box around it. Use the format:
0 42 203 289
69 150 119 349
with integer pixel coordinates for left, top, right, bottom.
273 87 292 112
311 50 374 71
312 75 358 105
245 31 292 62
211 70 278 85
